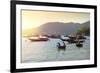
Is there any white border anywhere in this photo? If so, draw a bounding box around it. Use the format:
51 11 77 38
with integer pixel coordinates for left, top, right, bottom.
16 4 94 69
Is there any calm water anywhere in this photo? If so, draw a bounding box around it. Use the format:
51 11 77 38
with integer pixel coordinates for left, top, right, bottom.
22 36 90 63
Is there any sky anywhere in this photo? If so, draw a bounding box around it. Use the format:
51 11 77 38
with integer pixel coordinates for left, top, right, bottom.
22 10 90 30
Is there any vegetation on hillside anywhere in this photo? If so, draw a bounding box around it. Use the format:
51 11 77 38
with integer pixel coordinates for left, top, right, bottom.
77 26 90 36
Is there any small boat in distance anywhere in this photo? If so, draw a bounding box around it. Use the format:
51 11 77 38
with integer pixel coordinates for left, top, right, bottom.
29 35 49 42
60 34 86 44
57 41 66 51
76 43 83 48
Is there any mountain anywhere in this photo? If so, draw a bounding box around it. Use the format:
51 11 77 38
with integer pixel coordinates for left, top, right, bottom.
32 21 90 35
77 21 90 35
81 21 90 27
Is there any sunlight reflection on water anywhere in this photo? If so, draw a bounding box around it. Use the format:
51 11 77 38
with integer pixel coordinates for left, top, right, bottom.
22 37 90 63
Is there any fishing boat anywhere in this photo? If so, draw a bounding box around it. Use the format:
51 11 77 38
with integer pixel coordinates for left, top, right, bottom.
76 43 83 47
76 41 83 47
29 35 49 42
61 34 86 43
57 41 66 51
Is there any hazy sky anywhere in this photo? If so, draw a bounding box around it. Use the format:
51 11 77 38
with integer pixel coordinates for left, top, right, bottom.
22 10 90 30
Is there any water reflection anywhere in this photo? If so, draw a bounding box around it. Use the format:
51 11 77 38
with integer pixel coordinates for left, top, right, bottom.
22 36 90 63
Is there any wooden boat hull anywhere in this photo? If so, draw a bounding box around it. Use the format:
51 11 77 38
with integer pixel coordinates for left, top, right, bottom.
29 38 49 42
76 43 83 47
61 38 85 43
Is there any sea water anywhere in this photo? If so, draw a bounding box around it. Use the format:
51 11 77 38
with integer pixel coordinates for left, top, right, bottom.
22 36 90 63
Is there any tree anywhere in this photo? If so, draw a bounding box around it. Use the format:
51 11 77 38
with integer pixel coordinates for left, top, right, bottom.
77 26 90 36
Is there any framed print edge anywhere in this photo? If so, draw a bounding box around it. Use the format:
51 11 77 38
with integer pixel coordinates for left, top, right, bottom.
10 1 16 72
10 0 97 73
